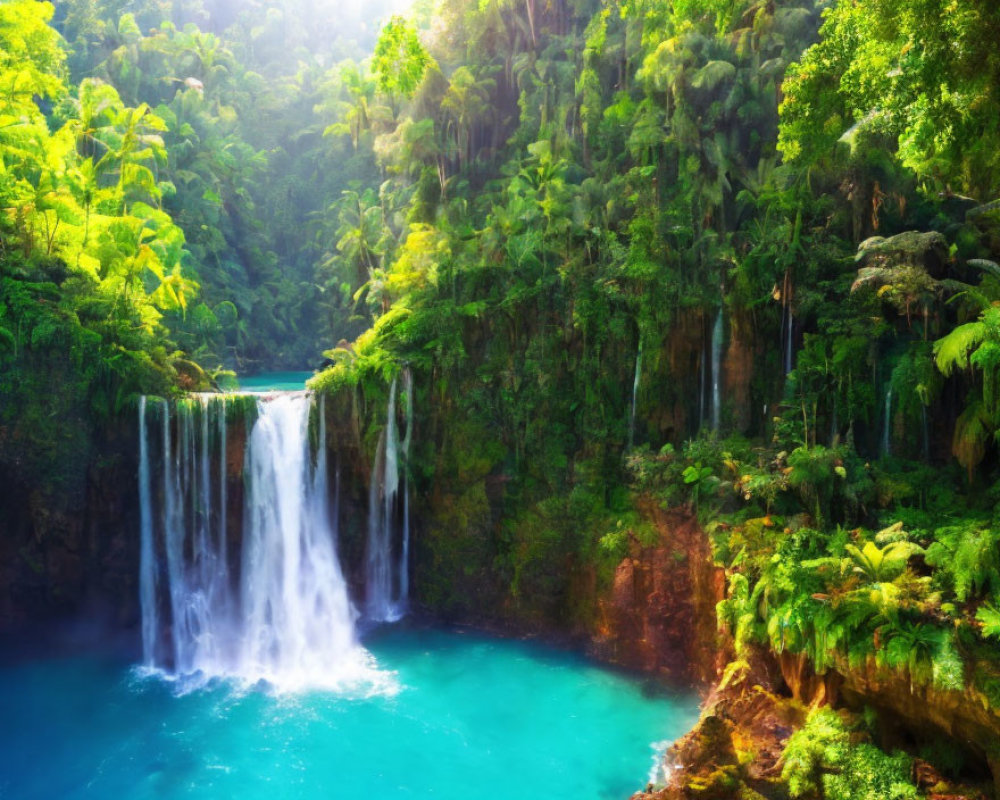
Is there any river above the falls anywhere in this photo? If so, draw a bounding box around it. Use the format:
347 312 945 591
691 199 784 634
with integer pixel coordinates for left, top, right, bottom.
0 626 698 799
237 371 315 391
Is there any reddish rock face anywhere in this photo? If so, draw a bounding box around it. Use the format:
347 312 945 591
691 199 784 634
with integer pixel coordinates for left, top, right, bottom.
659 308 706 440
723 309 755 432
592 502 728 686
629 647 802 800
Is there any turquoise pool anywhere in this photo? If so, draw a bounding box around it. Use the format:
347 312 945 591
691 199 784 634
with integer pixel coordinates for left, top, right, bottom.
0 627 698 799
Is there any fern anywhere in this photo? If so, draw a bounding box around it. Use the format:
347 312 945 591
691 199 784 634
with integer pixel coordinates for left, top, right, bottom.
934 320 984 376
976 602 1000 640
844 540 923 583
951 402 991 479
880 621 963 690
927 524 1000 602
932 633 965 691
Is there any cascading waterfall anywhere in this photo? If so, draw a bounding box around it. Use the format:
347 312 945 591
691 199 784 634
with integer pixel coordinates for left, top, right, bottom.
782 303 795 376
629 341 642 449
148 396 216 673
365 372 413 622
159 396 233 675
138 397 157 667
366 380 398 622
399 368 413 611
711 307 723 431
138 392 381 692
781 270 795 376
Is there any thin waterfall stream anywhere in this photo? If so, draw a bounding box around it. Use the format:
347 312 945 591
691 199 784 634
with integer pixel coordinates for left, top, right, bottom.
138 396 157 667
710 307 723 432
365 378 399 621
882 386 893 458
365 372 413 622
629 341 642 449
399 367 414 611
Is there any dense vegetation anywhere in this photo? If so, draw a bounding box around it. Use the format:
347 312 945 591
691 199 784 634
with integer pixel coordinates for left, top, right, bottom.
4 0 1000 796
305 0 1000 794
1 0 393 507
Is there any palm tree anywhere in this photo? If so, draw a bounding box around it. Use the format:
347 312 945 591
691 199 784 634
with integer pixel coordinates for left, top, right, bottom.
934 265 1000 477
442 67 495 173
331 190 388 292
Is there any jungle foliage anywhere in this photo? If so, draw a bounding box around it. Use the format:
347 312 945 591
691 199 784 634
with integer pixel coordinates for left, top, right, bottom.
301 0 1000 792
306 0 1000 651
1 0 398 500
7 0 1000 793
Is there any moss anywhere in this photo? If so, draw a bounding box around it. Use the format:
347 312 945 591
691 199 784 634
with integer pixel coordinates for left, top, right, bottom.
420 481 497 617
685 764 741 798
782 708 919 800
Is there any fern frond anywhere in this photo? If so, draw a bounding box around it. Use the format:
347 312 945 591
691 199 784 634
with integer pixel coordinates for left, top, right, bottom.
976 602 1000 640
934 321 985 376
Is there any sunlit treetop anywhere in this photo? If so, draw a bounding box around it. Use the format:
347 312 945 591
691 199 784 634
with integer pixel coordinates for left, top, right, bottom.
0 0 67 114
372 15 435 103
779 0 1000 198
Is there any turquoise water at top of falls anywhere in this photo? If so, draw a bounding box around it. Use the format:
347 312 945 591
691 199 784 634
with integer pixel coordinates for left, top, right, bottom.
0 627 699 800
237 372 315 392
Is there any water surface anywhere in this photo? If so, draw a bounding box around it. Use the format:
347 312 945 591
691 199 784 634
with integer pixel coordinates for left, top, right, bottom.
0 627 698 800
237 371 314 392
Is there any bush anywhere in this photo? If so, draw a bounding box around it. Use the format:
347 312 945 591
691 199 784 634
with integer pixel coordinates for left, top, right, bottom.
782 708 918 800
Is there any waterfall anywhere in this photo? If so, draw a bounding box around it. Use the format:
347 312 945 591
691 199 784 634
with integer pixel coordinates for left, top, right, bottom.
138 391 380 692
366 375 410 623
366 431 390 621
882 387 893 457
629 341 642 449
240 393 363 688
161 397 184 670
782 308 793 376
218 401 227 606
160 397 229 674
138 397 157 667
711 307 723 431
399 368 414 612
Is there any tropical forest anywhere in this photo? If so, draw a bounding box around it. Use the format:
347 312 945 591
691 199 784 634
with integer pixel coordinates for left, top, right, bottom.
2 0 1000 797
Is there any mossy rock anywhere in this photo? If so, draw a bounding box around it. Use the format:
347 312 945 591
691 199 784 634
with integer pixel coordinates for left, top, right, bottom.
685 764 741 799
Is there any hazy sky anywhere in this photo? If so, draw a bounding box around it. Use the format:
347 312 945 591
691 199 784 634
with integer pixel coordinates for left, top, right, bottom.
339 0 413 14
228 0 415 20
196 0 416 48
